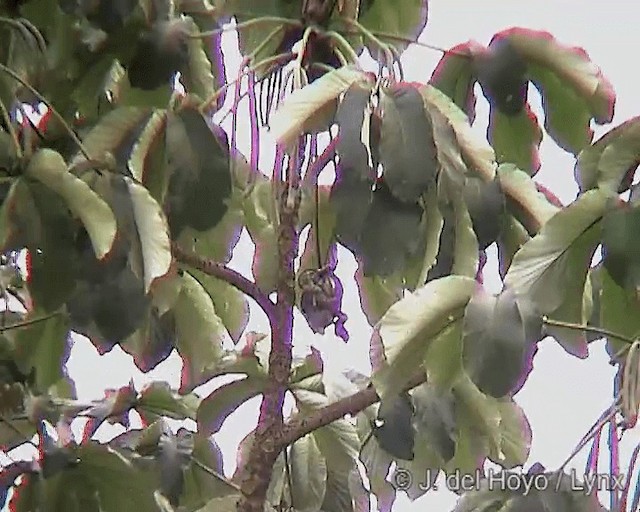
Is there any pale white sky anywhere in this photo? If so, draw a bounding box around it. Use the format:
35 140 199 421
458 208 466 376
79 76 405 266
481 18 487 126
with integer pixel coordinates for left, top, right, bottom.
7 1 640 510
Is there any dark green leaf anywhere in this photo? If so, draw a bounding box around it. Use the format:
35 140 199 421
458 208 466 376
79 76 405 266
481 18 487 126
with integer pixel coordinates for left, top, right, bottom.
602 199 640 294
412 383 456 462
575 116 640 194
462 289 541 398
373 391 415 461
488 106 542 175
378 84 437 203
197 376 267 436
165 106 232 237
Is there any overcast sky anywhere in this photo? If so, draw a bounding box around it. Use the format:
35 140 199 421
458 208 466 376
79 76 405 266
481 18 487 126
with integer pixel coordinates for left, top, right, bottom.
15 1 638 510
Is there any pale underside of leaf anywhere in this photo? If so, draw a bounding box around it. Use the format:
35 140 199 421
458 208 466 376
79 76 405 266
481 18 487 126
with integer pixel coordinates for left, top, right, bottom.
576 116 640 193
497 163 559 232
25 149 117 259
124 177 172 293
419 84 497 181
70 107 151 166
372 276 476 398
128 109 167 182
271 66 371 147
505 28 615 123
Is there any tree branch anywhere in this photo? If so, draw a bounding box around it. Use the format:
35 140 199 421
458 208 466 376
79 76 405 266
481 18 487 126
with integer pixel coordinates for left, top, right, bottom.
172 243 275 316
277 372 427 447
238 144 303 512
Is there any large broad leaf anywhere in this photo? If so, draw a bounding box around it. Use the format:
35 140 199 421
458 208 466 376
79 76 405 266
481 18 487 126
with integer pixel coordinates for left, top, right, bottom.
70 107 153 175
271 66 371 147
601 198 640 294
462 175 506 250
25 149 117 259
357 0 428 54
497 163 559 234
12 311 71 393
488 104 542 175
377 83 437 203
135 381 200 424
419 84 497 182
181 16 219 103
598 265 640 360
474 39 529 117
11 443 160 512
354 268 404 326
164 105 232 237
173 272 227 389
429 41 482 120
492 400 532 469
576 117 640 194
289 434 328 512
373 391 415 461
124 177 172 293
411 384 456 463
197 375 268 436
358 182 424 277
371 275 476 398
462 288 542 398
504 190 608 356
498 28 615 154
293 389 360 473
242 174 279 294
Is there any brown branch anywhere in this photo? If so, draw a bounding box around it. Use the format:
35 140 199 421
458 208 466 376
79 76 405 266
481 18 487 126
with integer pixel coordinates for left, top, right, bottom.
277 372 427 447
237 146 303 512
172 243 275 315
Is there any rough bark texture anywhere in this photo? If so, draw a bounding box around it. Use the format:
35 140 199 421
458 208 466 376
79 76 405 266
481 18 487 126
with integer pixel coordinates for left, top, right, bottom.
237 166 301 512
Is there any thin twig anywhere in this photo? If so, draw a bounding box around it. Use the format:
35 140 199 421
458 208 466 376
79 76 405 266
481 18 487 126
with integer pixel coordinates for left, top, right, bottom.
0 62 90 161
172 243 275 315
189 16 301 38
543 317 636 346
0 311 63 332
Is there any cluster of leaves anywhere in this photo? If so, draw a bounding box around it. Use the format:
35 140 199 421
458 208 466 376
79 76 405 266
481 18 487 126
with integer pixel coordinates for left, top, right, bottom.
0 0 638 511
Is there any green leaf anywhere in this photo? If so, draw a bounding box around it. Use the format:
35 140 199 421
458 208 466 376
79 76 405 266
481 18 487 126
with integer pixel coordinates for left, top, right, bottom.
462 289 541 398
181 16 217 102
128 109 168 185
378 84 437 203
492 399 531 468
423 320 462 390
497 163 559 234
600 266 640 358
463 175 506 250
136 382 200 423
242 175 279 294
25 149 117 259
197 376 267 436
576 116 640 194
12 311 70 392
293 389 360 473
504 190 607 356
124 177 172 292
70 107 153 170
429 41 481 119
419 84 497 181
373 391 415 461
164 106 232 236
488 106 542 175
358 0 428 54
358 183 424 276
601 199 640 293
371 275 476 398
180 432 236 509
503 28 616 154
12 443 160 512
271 66 371 147
174 272 226 387
289 434 328 512
354 268 404 326
412 383 456 463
